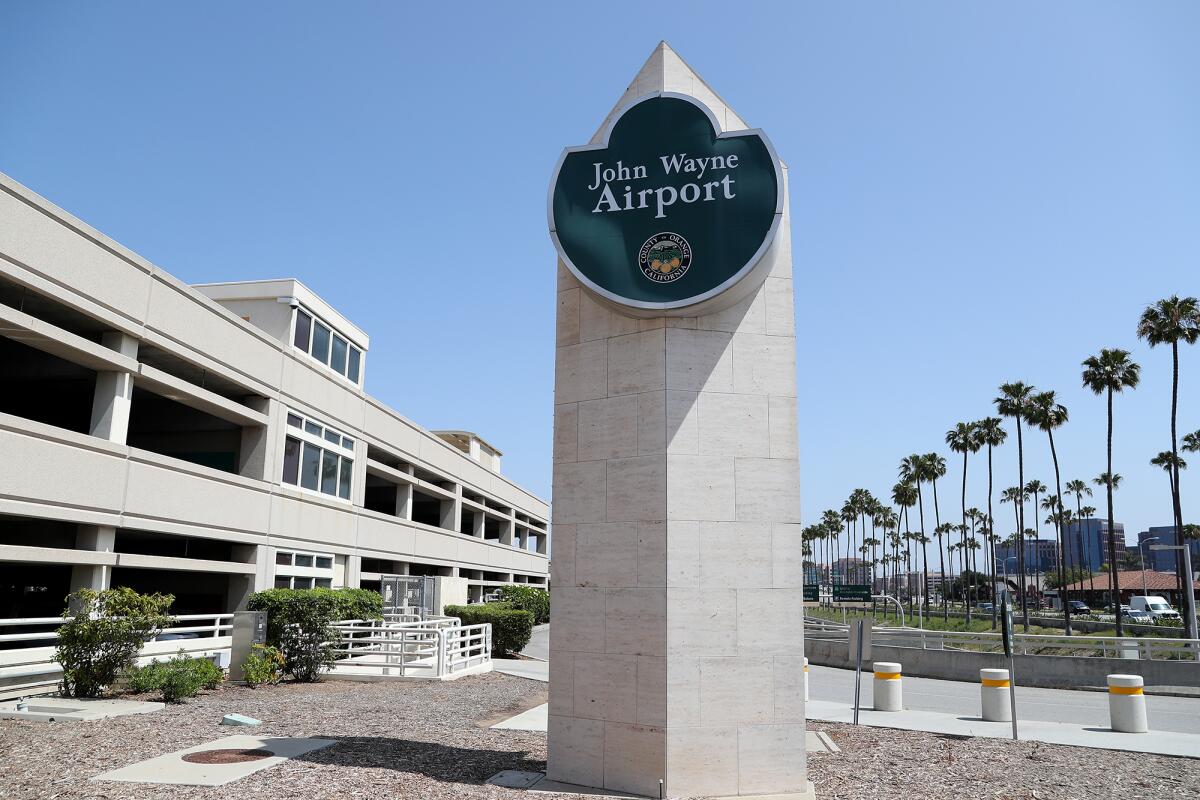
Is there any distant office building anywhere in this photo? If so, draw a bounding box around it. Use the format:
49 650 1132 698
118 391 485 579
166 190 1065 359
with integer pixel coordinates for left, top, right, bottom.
1138 527 1200 574
1061 518 1126 571
995 538 1061 575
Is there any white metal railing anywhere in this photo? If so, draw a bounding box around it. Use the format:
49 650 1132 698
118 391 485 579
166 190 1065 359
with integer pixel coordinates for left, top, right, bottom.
329 617 491 678
802 618 1200 661
0 613 233 646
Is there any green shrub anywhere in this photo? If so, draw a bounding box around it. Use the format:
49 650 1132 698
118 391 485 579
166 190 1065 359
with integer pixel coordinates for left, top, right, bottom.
248 590 346 681
496 585 550 625
125 652 224 702
248 587 382 647
242 645 285 687
444 603 534 656
55 587 174 698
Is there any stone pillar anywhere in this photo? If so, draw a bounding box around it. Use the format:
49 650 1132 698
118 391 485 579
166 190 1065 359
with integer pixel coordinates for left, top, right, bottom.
501 515 515 546
89 332 138 443
547 44 807 799
69 525 117 594
397 480 414 520
441 485 462 532
238 397 273 480
472 508 486 538
345 555 362 588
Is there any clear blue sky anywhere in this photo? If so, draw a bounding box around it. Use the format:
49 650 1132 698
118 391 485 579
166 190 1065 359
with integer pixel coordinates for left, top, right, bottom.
2 2 1198 548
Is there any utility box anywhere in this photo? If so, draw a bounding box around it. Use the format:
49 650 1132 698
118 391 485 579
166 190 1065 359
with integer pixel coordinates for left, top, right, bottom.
229 610 267 681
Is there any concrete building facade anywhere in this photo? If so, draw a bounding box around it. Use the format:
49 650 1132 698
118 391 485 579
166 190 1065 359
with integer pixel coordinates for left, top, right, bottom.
1138 526 1200 574
0 171 548 621
1062 518 1127 572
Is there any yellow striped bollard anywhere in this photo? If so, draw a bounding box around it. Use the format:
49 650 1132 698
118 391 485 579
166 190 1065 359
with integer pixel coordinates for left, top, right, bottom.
873 661 902 711
980 668 1011 721
1107 674 1148 733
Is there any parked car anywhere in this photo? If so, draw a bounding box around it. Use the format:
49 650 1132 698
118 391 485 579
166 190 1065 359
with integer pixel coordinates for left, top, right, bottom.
1068 600 1091 613
975 602 994 612
1129 595 1183 621
1121 608 1153 624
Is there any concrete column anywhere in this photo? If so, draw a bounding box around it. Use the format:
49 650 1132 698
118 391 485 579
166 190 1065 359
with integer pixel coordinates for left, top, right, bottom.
501 515 515 546
518 526 529 551
237 397 273 480
396 482 414 520
88 332 138 443
441 485 462 532
1107 674 1148 733
345 555 362 588
472 508 485 538
69 525 117 594
226 544 260 611
872 661 902 711
980 668 1012 721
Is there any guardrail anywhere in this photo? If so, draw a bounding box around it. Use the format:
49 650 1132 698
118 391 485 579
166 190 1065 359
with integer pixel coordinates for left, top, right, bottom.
0 614 234 699
330 617 490 678
803 618 1200 662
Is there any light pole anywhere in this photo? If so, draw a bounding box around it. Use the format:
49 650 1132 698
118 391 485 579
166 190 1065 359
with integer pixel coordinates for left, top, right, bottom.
1139 536 1160 599
994 556 1017 602
1151 543 1197 640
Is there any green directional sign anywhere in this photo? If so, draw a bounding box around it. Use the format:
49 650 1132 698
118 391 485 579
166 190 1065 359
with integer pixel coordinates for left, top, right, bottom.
549 93 783 312
802 585 818 602
833 584 872 603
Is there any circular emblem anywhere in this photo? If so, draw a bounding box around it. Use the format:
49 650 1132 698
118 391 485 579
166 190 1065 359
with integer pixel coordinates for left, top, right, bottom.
638 232 692 284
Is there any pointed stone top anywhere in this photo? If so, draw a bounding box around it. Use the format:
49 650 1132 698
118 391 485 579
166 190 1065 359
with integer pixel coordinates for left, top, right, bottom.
589 41 750 144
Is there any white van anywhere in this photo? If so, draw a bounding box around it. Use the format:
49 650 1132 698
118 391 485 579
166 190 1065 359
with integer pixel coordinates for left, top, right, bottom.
1129 595 1182 621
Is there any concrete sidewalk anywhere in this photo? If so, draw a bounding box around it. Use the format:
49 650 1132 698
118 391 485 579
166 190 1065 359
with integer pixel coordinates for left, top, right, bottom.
494 659 548 682
806 699 1200 758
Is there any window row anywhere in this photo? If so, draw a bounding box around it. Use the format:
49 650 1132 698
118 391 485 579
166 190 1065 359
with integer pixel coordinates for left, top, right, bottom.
275 551 333 570
275 575 333 590
283 411 354 500
293 305 362 384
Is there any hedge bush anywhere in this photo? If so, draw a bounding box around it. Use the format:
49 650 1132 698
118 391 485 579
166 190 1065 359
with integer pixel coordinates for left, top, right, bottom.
126 652 224 702
247 587 382 648
55 587 174 698
444 603 534 657
242 644 285 687
496 585 550 625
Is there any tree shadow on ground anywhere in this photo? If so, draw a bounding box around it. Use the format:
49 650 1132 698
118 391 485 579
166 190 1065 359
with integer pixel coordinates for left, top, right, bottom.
295 736 545 784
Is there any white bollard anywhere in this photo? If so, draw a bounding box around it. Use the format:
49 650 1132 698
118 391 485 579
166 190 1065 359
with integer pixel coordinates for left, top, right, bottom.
803 657 809 701
872 661 902 711
980 668 1012 722
1107 674 1148 733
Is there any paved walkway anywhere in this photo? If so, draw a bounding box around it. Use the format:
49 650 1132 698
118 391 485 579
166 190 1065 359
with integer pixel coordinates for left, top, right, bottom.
521 624 549 661
808 663 1200 734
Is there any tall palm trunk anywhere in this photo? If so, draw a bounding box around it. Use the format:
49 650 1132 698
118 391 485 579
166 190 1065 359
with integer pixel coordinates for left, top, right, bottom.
1015 417 1029 631
1107 387 1124 638
987 443 998 629
1169 342 1192 638
916 483 929 617
933 479 947 620
961 443 971 623
1047 429 1072 635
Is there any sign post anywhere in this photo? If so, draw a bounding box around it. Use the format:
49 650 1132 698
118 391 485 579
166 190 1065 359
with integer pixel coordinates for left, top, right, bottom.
849 618 872 725
1000 592 1018 741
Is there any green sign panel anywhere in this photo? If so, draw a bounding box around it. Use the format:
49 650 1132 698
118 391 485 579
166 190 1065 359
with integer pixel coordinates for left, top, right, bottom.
803 585 818 602
833 584 872 602
549 93 783 312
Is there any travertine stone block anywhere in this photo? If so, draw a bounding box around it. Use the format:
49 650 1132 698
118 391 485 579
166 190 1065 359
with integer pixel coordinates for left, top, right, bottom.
552 460 606 524
575 522 638 588
548 714 603 787
636 519 667 588
553 402 579 463
608 329 665 396
667 455 735 521
699 392 769 456
768 395 799 459
636 655 667 726
605 588 666 656
603 722 665 797
700 657 774 725
737 723 808 795
700 521 773 587
578 395 638 461
734 457 801 522
555 339 608 404
732 332 797 397
667 727 739 798
665 328 734 392
574 653 639 722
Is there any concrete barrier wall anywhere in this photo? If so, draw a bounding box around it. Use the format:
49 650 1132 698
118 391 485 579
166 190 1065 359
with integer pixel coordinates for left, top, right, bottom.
805 638 1200 689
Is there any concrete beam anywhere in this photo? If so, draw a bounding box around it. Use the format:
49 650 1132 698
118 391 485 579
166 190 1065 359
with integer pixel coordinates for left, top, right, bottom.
135 363 269 428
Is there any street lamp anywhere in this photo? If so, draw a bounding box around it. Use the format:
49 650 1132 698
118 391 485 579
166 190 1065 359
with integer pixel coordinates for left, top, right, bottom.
1150 543 1197 640
994 556 1018 601
1139 537 1160 599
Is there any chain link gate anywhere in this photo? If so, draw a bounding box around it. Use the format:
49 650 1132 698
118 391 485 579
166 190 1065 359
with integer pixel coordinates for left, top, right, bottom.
379 575 435 620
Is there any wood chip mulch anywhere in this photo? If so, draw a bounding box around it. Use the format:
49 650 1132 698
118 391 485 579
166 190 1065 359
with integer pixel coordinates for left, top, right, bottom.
1 674 1195 800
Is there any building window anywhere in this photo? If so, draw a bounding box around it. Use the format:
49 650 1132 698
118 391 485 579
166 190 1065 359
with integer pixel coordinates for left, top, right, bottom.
282 410 354 500
292 305 363 385
274 548 336 590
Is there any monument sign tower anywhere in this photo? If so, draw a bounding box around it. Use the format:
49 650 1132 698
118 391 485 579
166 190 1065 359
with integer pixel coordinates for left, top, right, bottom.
548 42 809 798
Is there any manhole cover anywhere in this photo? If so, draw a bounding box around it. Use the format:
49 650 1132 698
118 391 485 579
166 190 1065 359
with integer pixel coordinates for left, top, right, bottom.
181 748 274 764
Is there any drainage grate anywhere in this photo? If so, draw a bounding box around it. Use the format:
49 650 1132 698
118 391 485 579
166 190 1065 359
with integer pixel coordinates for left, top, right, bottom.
181 748 274 765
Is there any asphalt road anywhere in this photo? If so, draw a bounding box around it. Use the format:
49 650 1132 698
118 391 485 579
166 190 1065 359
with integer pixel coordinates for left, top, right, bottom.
521 624 549 661
808 662 1200 734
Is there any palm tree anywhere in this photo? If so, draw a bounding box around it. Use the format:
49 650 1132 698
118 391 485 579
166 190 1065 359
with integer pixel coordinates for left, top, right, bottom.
899 455 930 615
999 486 1023 599
1029 391 1073 633
892 481 918 609
1079 503 1098 593
922 453 949 618
1064 479 1092 588
1024 479 1047 608
977 417 1007 627
996 382 1036 630
947 421 983 622
1137 296 1200 633
1185 430 1200 455
1082 348 1141 637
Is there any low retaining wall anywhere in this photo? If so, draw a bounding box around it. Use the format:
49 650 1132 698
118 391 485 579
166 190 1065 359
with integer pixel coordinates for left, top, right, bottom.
804 638 1200 689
